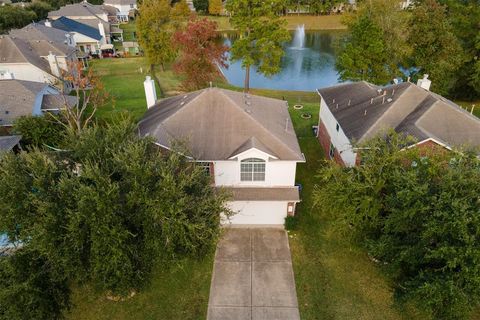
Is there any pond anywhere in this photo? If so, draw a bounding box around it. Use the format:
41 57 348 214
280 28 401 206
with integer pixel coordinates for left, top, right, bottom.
220 27 346 91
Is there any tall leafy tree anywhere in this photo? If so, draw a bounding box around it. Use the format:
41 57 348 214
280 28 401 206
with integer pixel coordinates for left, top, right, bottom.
336 16 395 84
136 0 189 97
208 0 222 15
0 5 36 34
0 117 230 318
193 0 208 12
173 18 228 90
226 0 290 92
407 0 464 95
436 0 480 98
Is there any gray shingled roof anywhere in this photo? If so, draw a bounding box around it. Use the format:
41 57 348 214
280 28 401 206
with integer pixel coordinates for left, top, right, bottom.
139 88 304 161
0 80 74 126
104 0 136 5
41 94 77 110
220 186 300 201
9 23 72 45
48 2 106 18
0 80 46 126
0 135 21 152
0 36 53 76
318 82 480 150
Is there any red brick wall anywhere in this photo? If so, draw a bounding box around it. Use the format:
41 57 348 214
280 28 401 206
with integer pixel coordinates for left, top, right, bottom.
317 121 345 166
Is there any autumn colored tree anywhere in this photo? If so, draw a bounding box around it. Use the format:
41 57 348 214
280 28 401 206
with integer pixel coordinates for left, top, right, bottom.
51 61 108 135
173 18 228 90
208 0 222 15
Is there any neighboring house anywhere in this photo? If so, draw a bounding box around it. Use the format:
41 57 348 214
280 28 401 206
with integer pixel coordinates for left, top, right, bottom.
139 79 305 226
0 35 72 90
9 22 76 48
49 17 105 55
0 79 76 127
104 0 137 22
0 135 21 153
316 77 480 167
48 1 124 43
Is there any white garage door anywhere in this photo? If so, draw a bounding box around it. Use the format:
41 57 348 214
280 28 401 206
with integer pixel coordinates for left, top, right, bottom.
223 201 288 225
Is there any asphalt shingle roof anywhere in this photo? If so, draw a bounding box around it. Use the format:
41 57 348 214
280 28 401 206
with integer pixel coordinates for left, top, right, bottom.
51 17 102 41
0 135 21 152
318 82 480 151
0 80 46 126
9 23 71 45
139 88 304 161
0 36 53 76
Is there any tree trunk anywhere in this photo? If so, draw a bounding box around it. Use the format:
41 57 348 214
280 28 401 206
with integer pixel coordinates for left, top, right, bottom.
150 64 164 98
244 64 250 93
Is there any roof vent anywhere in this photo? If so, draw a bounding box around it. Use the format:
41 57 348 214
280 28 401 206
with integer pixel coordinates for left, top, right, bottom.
245 101 251 106
244 109 252 114
387 98 393 103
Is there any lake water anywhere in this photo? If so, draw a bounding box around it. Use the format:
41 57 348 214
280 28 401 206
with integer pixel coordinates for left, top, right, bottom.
221 29 346 91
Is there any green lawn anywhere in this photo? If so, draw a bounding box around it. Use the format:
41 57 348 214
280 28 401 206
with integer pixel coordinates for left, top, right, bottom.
208 14 346 31
90 57 182 120
65 255 214 320
120 22 137 42
454 100 480 118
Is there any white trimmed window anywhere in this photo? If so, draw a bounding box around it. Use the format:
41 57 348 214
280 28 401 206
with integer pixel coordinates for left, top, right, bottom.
240 158 265 181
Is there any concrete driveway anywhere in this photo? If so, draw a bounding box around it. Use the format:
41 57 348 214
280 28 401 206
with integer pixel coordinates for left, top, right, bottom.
207 228 300 320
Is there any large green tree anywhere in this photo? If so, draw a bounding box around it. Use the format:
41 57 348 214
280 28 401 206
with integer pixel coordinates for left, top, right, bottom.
336 0 409 85
314 132 480 320
336 16 396 84
0 118 230 318
407 0 464 95
0 5 36 34
136 0 189 97
226 0 290 92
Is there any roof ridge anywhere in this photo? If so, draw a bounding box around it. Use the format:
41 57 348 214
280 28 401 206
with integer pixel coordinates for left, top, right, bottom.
5 36 29 65
155 88 208 125
217 89 302 160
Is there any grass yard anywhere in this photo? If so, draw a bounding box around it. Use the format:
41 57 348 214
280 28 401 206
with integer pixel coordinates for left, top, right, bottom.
208 14 346 31
120 22 137 42
454 100 480 118
90 57 182 120
65 254 215 320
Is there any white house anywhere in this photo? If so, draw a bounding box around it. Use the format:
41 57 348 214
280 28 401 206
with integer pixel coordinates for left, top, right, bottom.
103 0 137 22
0 35 74 90
139 79 305 226
316 78 480 166
0 79 77 127
49 17 106 55
48 1 124 43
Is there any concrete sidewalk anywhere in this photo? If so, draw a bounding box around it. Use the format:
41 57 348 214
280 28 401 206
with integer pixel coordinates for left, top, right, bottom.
207 228 300 320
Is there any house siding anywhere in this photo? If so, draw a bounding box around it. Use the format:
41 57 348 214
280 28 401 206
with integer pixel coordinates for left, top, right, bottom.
318 97 356 166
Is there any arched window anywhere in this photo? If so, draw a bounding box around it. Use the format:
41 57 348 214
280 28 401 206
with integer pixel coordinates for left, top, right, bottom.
240 158 266 181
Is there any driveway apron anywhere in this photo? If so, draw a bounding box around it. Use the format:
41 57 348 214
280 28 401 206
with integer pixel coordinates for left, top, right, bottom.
207 228 300 320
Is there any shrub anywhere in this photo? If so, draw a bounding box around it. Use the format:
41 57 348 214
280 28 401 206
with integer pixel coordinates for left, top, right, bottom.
314 132 480 319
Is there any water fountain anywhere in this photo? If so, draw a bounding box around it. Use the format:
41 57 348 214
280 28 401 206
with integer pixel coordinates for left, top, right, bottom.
291 24 306 49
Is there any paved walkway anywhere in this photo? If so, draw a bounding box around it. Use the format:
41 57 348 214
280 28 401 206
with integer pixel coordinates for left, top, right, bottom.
207 228 300 320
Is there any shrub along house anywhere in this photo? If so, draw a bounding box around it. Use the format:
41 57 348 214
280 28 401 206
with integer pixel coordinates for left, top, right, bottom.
139 77 305 226
316 76 480 166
